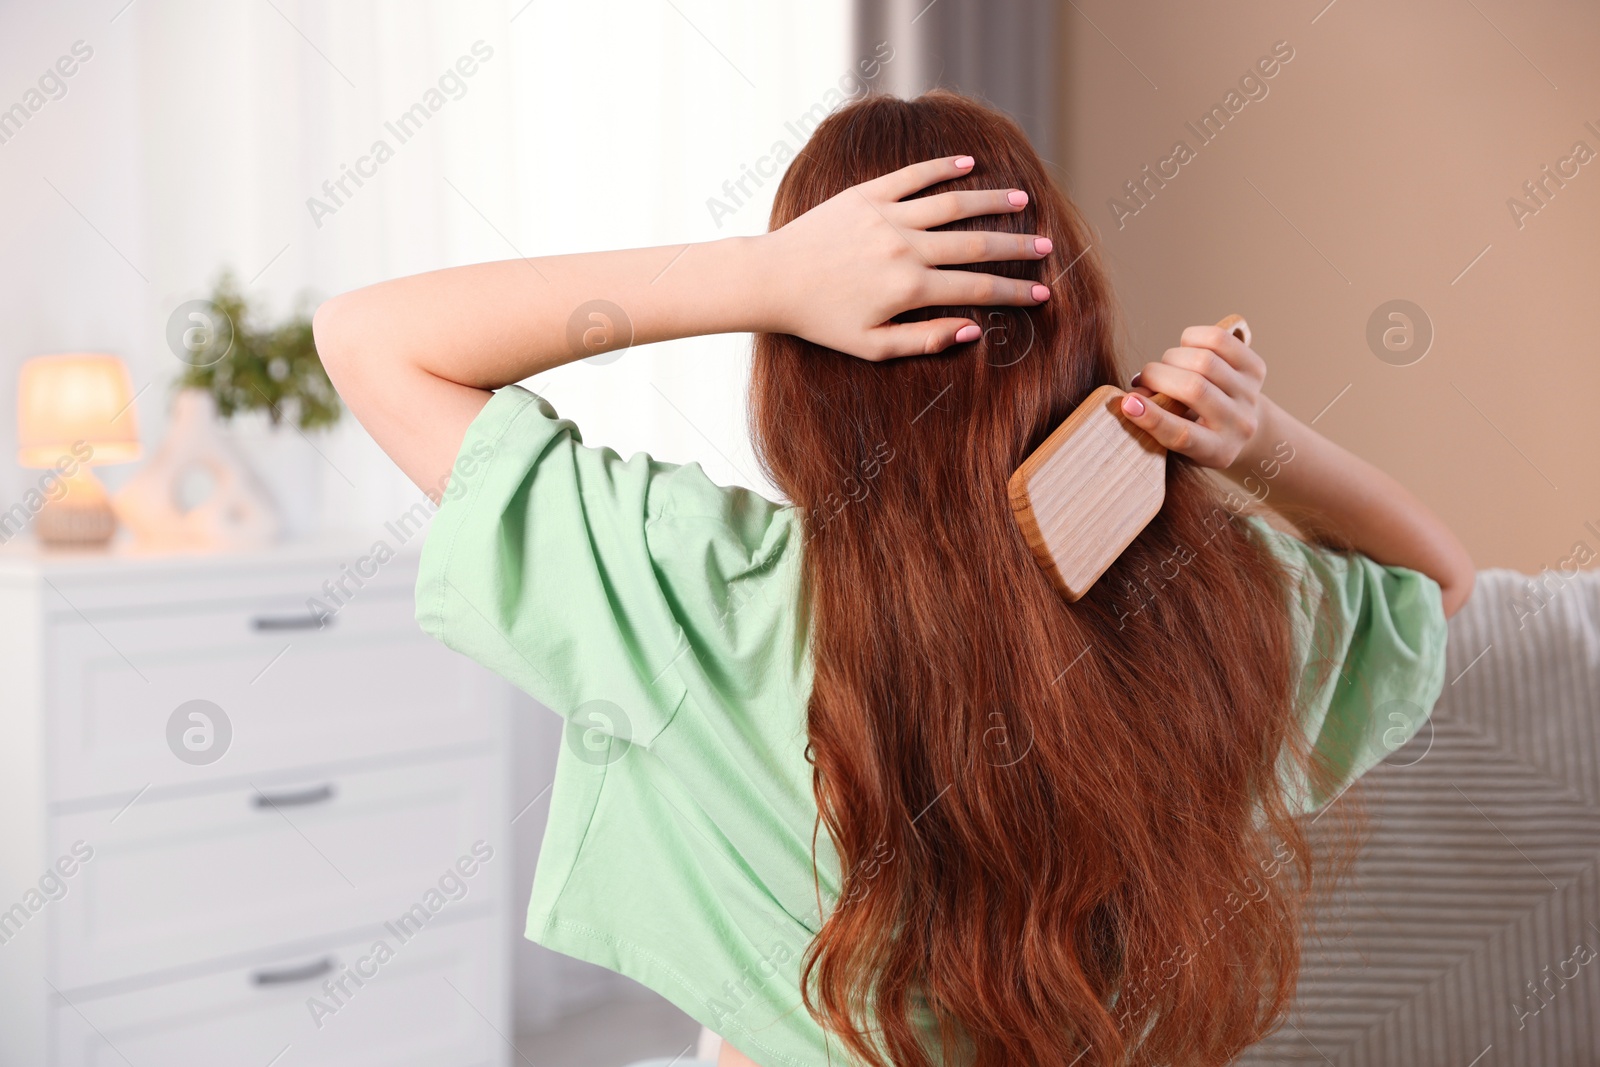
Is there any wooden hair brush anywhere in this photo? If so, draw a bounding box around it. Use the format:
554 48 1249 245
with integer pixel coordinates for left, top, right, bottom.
1008 314 1252 601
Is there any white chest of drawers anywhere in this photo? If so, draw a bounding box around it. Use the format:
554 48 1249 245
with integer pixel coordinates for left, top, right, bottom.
0 540 513 1067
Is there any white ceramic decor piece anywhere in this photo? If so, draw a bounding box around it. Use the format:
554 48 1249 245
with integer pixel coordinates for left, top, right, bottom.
113 390 284 549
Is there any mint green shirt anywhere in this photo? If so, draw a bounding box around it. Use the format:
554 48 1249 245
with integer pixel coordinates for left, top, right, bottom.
415 385 1448 1067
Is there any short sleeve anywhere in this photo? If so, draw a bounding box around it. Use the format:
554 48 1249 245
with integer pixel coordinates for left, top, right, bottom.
414 385 799 750
1244 515 1450 813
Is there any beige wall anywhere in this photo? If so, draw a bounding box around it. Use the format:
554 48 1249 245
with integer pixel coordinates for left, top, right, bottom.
1055 0 1600 572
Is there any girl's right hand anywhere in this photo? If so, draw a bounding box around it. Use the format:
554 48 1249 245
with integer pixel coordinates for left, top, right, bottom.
756 155 1054 362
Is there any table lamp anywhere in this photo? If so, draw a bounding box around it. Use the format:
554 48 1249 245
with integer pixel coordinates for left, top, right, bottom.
16 353 142 546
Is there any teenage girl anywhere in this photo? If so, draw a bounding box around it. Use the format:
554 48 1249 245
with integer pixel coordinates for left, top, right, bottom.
316 91 1473 1067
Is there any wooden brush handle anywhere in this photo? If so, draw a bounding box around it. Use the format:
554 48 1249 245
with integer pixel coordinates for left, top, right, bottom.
1147 315 1252 414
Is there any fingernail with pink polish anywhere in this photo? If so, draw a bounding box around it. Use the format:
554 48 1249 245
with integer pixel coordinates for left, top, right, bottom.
1130 372 1143 389
1008 190 1028 207
1034 237 1053 255
1030 284 1049 301
954 155 974 169
1123 395 1146 417
955 324 981 342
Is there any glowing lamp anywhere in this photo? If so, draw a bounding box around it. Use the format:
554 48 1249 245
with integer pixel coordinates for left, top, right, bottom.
16 353 142 546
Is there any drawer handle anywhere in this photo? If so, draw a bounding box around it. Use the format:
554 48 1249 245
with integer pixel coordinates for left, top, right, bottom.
251 612 331 632
253 783 336 809
252 955 335 986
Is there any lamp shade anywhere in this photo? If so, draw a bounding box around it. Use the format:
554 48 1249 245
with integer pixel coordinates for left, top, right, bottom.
17 354 142 468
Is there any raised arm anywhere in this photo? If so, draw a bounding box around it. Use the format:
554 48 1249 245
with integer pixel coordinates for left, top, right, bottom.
312 156 1052 501
1119 323 1476 617
1229 396 1474 616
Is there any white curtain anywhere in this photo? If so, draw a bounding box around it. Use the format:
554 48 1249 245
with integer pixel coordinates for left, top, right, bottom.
0 0 852 1033
0 0 852 531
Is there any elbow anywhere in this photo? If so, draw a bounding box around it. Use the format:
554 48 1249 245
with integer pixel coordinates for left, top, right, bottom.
1438 550 1476 619
1440 569 1475 619
311 295 354 377
312 293 382 398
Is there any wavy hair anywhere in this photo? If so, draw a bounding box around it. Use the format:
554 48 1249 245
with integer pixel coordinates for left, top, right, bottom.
749 91 1348 1067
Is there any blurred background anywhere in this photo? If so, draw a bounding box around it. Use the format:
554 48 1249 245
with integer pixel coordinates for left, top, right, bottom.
0 1 1596 1065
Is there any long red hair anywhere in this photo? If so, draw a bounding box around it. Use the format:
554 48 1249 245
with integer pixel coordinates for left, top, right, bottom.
749 91 1347 1067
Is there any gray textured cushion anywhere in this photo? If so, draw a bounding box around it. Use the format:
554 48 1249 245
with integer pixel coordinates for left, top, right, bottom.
1242 567 1600 1066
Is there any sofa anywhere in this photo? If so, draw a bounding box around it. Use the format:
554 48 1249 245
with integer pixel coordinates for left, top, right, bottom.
1241 567 1600 1065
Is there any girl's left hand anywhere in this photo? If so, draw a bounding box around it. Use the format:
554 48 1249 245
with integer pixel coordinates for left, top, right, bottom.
1117 323 1268 470
757 155 1054 361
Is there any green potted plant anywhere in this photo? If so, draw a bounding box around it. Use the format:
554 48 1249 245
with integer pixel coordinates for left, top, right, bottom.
177 271 340 431
174 271 342 537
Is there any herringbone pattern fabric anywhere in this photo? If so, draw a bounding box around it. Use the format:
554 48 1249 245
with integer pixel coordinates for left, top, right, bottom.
1241 568 1600 1066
